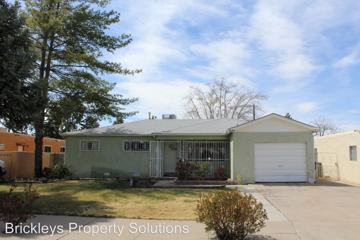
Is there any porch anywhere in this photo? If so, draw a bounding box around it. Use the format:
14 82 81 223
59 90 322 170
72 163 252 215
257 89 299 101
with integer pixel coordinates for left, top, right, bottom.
149 140 230 178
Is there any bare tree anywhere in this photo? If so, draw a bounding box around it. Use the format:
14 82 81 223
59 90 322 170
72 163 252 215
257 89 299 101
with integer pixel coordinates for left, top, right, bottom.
184 79 267 120
311 117 339 136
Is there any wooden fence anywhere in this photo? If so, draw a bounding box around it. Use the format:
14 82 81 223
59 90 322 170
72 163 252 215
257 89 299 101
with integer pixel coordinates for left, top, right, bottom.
0 151 64 179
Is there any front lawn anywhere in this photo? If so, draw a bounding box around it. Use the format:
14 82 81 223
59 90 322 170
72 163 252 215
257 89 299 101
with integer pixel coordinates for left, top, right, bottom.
0 180 226 220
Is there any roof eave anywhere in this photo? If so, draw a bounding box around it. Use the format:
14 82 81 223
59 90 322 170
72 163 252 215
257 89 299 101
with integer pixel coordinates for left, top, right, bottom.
62 132 229 137
229 113 317 132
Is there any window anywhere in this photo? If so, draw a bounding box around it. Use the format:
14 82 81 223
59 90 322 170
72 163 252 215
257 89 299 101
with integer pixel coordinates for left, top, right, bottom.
44 145 52 153
17 145 24 152
80 140 99 151
350 146 357 161
0 144 5 151
60 146 65 153
124 141 149 152
184 141 229 161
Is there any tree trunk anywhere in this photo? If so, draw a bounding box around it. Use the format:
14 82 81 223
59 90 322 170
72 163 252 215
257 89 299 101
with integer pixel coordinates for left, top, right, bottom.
34 112 45 178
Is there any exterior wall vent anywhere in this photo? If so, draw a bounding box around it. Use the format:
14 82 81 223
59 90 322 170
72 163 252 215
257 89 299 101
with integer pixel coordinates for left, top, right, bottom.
162 114 177 119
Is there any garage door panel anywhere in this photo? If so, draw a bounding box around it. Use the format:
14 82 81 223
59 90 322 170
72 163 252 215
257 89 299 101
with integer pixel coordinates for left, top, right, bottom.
255 162 306 169
256 143 305 148
255 151 306 156
255 165 307 170
255 150 305 154
255 175 307 182
255 143 307 182
255 169 306 175
255 150 305 155
255 158 306 164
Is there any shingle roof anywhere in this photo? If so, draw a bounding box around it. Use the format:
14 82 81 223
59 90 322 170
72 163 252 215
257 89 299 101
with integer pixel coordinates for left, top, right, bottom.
62 119 245 137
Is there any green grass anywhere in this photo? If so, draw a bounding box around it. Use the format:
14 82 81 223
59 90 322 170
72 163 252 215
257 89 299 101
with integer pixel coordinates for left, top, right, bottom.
0 180 226 220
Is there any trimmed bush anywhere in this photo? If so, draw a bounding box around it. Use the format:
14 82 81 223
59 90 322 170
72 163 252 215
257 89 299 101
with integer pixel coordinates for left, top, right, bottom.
214 167 226 180
175 161 195 180
43 164 72 179
193 162 209 180
0 184 39 226
196 190 267 240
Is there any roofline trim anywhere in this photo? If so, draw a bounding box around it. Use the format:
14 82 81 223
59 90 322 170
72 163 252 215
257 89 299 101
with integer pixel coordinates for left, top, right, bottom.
228 113 317 132
62 133 229 137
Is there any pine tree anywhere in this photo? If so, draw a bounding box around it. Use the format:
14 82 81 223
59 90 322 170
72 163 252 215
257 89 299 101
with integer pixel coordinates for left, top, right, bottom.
24 0 140 177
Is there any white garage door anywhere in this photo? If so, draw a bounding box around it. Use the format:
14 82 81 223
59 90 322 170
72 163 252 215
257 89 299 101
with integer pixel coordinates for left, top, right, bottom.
255 143 307 182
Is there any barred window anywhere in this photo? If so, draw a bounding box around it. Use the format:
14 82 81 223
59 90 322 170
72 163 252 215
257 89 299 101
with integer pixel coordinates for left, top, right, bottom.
124 141 149 152
80 140 99 151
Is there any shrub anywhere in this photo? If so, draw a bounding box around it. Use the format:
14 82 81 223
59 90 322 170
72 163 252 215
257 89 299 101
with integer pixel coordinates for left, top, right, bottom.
214 167 226 180
42 167 52 178
0 184 39 226
43 164 72 179
196 190 267 240
175 161 195 180
134 178 156 188
193 163 209 180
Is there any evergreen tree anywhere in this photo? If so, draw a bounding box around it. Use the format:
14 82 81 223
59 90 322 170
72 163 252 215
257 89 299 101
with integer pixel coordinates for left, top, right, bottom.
0 0 35 132
24 0 140 177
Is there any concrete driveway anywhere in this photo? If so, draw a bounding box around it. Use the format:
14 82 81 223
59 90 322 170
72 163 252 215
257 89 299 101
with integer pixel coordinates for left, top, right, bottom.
236 180 360 240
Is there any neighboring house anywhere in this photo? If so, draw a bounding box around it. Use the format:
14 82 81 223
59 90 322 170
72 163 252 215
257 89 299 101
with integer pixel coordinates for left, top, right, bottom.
0 128 65 178
0 128 65 153
63 113 316 183
315 131 360 184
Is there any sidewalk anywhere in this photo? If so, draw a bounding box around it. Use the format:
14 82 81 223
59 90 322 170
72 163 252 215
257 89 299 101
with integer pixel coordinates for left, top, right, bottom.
0 211 297 240
0 215 210 240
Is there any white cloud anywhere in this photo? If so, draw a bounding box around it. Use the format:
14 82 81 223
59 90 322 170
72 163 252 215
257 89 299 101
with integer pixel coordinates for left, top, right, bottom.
114 1 188 76
249 1 320 81
334 49 360 68
113 0 239 76
274 54 319 80
296 101 319 113
104 0 360 124
108 0 244 120
116 79 205 120
189 39 253 86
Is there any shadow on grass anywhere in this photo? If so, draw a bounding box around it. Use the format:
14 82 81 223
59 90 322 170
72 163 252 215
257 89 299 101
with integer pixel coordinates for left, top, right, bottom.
31 180 225 201
0 180 225 208
37 180 130 193
0 194 114 239
32 194 114 217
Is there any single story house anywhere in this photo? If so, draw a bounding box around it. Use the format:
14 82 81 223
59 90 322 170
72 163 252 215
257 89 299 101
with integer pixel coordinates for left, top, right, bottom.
315 131 360 184
63 113 316 183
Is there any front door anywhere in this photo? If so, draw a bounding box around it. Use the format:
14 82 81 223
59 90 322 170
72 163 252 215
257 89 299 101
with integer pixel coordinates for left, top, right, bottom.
164 142 177 174
150 141 163 177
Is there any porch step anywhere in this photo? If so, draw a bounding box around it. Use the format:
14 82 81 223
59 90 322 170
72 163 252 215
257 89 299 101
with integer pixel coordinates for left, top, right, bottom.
153 180 225 188
163 172 177 177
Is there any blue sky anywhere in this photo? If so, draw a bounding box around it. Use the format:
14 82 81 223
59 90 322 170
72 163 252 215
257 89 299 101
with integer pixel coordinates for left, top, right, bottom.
102 0 360 130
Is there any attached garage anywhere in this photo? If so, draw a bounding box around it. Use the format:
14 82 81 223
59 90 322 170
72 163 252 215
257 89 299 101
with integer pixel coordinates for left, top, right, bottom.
230 113 316 183
254 143 307 182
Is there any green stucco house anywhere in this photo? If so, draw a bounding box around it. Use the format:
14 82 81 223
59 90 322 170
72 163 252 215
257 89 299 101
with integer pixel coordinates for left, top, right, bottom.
63 113 316 183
